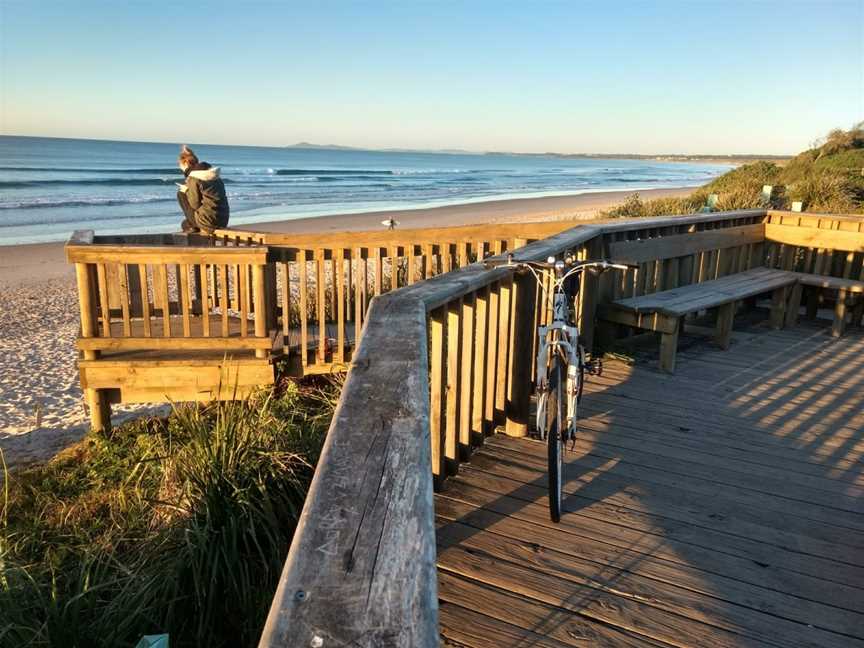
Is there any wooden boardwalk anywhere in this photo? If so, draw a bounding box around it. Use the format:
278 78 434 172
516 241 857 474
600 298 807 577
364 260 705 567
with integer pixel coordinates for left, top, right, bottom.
436 319 864 647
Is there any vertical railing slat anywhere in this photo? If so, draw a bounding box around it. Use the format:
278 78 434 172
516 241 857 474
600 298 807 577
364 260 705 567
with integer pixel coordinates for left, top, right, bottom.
253 263 268 359
471 286 489 442
180 264 192 337
118 263 132 336
299 250 309 370
336 249 346 363
139 264 152 337
96 263 111 337
220 264 229 337
200 264 210 338
445 298 461 473
459 293 475 457
429 306 446 483
239 263 249 338
316 249 326 364
158 264 171 337
484 281 500 431
280 262 290 349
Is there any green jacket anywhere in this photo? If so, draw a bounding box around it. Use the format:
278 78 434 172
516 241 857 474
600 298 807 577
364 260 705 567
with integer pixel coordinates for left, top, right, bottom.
186 165 229 232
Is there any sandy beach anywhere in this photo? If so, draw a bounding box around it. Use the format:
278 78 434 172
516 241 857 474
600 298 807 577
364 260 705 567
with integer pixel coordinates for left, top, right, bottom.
0 187 689 466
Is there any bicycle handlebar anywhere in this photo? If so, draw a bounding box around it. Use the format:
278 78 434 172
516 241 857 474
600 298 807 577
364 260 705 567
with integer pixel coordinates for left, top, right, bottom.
483 255 637 273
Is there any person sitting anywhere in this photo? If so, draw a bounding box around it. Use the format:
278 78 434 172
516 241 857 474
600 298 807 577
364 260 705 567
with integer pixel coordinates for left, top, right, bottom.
176 145 229 233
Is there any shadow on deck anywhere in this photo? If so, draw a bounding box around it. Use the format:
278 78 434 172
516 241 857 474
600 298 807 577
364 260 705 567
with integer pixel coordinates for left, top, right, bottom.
436 319 864 647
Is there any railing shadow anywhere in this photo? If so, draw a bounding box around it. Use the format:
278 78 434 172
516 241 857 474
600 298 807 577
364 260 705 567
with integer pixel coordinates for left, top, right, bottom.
435 313 864 646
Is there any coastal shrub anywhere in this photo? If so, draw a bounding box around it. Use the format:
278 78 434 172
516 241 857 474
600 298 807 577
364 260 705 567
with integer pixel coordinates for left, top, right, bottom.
601 124 864 218
787 172 857 214
0 378 336 648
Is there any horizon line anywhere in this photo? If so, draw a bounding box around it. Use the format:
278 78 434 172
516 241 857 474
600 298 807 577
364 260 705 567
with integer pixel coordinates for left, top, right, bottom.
0 132 795 159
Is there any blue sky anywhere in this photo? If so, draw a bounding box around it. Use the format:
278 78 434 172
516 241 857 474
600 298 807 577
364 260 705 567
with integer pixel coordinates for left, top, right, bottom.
1 1 861 154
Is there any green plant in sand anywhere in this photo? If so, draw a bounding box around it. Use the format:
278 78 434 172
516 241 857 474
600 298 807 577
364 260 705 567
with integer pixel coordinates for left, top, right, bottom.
0 377 337 648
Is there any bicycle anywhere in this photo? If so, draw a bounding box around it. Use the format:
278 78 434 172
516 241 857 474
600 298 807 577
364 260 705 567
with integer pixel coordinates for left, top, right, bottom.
485 254 632 522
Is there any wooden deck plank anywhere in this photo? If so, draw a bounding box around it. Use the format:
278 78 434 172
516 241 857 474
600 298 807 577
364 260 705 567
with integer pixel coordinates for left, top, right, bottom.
437 516 863 644
438 574 674 648
437 322 864 647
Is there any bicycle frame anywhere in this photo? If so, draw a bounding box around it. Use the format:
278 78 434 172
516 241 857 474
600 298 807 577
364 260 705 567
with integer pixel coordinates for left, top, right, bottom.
484 255 629 438
535 271 582 441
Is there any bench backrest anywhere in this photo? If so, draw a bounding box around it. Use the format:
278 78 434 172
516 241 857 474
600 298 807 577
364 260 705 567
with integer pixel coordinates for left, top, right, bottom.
608 224 764 264
764 211 864 279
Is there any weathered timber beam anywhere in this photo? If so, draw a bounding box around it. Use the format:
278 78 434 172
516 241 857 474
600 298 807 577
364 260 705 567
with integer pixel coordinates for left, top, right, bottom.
260 294 438 648
65 245 268 265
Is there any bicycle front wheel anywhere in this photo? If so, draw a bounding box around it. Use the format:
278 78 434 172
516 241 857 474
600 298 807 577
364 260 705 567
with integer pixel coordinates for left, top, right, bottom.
546 355 564 523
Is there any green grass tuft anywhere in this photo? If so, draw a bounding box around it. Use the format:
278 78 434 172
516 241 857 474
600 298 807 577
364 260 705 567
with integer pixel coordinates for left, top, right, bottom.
0 378 336 648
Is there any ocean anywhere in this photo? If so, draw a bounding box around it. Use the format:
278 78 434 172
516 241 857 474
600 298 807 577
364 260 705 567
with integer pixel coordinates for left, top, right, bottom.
0 136 731 245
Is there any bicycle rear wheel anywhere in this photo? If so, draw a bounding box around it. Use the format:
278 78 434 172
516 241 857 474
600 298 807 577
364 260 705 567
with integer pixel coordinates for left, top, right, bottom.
546 355 564 522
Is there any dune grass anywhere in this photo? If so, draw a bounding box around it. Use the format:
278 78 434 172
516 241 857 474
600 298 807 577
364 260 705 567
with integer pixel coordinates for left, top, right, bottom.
603 123 864 218
0 377 337 648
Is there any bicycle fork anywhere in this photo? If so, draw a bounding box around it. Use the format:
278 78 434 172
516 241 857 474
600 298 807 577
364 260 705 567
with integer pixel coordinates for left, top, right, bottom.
535 322 580 441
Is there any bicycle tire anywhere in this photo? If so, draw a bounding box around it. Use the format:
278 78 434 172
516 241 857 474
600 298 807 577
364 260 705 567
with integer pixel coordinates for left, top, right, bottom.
546 355 564 523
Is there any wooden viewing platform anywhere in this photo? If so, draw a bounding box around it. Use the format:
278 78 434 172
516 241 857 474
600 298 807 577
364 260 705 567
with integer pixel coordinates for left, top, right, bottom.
67 209 864 646
436 319 864 647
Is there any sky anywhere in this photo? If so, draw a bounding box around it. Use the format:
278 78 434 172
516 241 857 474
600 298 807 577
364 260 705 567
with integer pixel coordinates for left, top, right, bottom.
0 1 861 155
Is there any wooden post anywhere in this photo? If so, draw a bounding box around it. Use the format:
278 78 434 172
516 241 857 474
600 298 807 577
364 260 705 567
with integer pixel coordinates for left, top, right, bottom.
785 282 803 327
805 287 819 319
851 297 864 328
252 263 268 359
658 317 679 373
832 289 848 338
505 271 537 437
770 285 789 330
715 302 735 350
76 262 110 432
580 238 603 353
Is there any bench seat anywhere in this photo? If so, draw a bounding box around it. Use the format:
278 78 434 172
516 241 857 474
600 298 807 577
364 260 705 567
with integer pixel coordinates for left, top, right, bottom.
598 268 798 372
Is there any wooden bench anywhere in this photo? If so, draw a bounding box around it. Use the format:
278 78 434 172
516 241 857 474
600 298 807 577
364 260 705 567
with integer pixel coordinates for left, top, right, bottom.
784 272 864 337
598 268 799 372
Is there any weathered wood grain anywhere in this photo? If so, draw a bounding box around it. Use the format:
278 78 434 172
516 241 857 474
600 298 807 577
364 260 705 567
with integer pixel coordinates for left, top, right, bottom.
259 295 438 648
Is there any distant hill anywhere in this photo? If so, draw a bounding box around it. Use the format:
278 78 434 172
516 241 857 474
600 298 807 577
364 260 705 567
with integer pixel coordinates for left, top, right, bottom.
285 141 788 161
603 123 864 217
286 142 360 151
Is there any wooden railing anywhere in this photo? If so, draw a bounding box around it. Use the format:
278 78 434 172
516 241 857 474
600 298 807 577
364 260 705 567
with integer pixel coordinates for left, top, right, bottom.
258 209 782 647
211 221 575 374
67 231 274 357
66 210 864 643
67 231 274 430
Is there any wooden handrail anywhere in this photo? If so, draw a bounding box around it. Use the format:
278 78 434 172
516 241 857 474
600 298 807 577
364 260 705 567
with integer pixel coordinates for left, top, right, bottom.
259 209 773 647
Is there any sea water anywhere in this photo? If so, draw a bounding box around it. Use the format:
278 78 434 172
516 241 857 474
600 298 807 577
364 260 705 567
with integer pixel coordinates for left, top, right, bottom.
0 136 731 244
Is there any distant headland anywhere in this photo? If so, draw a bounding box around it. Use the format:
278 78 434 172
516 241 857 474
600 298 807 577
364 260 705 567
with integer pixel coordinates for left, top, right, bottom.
285 141 789 164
